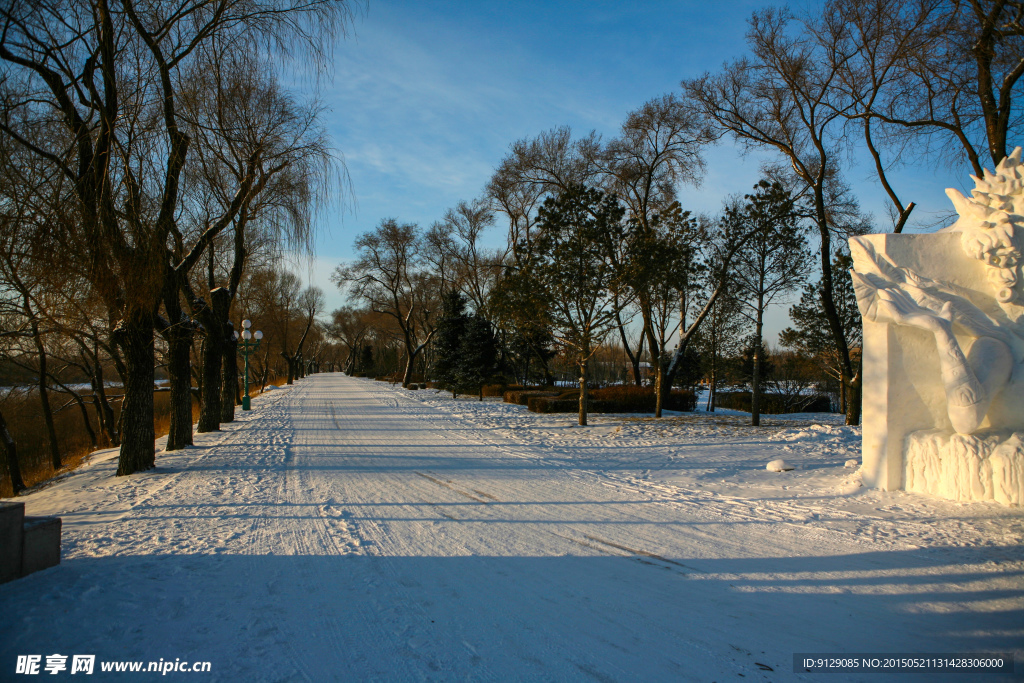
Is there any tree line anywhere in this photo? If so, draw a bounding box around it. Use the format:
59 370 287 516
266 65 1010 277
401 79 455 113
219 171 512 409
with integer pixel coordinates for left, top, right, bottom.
0 0 1018 491
333 0 1021 427
0 0 355 493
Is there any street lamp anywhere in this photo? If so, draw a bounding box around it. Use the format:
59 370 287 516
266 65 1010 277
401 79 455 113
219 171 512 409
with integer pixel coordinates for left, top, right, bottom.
234 319 263 410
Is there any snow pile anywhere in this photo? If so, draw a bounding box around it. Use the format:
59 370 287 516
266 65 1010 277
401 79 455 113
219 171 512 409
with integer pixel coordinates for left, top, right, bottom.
769 422 857 444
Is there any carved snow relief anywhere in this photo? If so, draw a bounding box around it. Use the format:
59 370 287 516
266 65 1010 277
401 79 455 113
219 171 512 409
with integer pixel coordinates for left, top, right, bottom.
850 148 1024 505
905 430 1024 505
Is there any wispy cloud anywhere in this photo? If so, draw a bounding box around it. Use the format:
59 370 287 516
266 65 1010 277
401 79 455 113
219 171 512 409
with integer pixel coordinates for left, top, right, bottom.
313 0 965 264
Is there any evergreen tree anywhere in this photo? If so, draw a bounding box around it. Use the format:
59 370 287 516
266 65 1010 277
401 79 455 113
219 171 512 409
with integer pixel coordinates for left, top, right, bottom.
432 291 470 397
489 264 557 386
780 252 862 413
729 180 810 425
532 184 627 426
358 345 374 375
457 314 499 400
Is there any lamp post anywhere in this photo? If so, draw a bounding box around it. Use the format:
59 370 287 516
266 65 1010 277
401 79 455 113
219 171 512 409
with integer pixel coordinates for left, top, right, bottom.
234 319 263 411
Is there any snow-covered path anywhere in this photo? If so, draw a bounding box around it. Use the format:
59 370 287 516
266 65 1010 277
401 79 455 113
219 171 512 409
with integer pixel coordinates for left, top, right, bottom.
1 374 1020 681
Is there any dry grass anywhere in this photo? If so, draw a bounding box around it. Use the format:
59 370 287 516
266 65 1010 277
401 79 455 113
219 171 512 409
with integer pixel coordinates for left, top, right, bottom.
2 388 202 493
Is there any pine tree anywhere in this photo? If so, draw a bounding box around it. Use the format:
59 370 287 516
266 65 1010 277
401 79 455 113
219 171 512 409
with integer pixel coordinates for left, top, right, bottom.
532 184 627 426
730 180 810 425
780 252 862 413
457 314 499 400
432 291 470 397
358 345 374 375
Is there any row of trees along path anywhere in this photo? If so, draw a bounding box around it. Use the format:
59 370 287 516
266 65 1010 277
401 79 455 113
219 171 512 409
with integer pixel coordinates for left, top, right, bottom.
0 0 352 484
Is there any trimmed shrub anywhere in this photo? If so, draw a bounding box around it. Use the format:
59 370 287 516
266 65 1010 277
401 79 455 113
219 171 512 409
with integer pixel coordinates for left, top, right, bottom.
525 388 697 414
483 382 524 397
715 391 832 413
528 398 581 413
664 390 697 412
586 386 697 413
504 389 559 405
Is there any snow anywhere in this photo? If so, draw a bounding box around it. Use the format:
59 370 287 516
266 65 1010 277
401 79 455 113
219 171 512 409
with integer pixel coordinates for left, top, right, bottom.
1 373 1021 681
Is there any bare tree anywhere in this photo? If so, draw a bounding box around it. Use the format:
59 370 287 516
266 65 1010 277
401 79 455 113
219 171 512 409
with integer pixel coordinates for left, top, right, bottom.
333 220 438 387
684 7 866 425
424 199 505 317
167 48 335 438
488 127 601 267
327 306 373 373
0 0 352 474
281 286 324 383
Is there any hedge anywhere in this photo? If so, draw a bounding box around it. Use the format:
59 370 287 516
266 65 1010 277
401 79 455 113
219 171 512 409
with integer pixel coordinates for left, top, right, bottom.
504 389 560 405
482 381 524 397
526 387 697 414
589 386 696 413
715 391 832 413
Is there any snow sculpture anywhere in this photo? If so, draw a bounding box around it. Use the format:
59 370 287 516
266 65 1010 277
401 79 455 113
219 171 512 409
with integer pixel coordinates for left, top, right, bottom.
850 148 1024 505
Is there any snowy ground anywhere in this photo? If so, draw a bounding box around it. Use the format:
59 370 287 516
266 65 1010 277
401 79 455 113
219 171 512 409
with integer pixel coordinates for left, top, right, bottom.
1 373 1021 681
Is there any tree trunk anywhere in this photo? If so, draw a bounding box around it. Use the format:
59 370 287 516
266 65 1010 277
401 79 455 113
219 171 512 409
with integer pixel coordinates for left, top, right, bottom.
402 349 416 388
199 329 222 432
198 288 231 433
845 356 862 425
751 302 763 427
654 359 665 418
708 348 717 412
221 329 238 423
281 353 295 385
578 357 589 427
615 307 643 387
28 318 62 470
0 407 25 495
845 376 861 425
165 323 195 450
93 351 119 446
115 312 157 476
66 389 98 449
259 347 270 391
164 272 194 450
811 190 858 426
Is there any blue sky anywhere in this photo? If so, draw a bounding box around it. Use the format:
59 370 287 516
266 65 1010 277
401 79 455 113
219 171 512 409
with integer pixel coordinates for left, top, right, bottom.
302 0 971 340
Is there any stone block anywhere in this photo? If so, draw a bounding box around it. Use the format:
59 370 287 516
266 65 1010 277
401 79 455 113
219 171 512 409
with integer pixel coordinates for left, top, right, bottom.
0 501 24 584
21 516 61 577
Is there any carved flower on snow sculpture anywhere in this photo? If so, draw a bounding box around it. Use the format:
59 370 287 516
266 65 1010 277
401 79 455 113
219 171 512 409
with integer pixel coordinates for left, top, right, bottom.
944 147 1024 306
